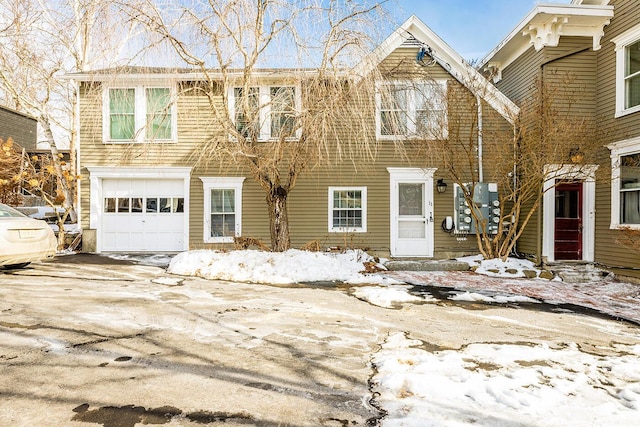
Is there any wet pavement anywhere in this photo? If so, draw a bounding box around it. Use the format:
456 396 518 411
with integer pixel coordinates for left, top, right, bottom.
1 254 639 426
385 270 640 325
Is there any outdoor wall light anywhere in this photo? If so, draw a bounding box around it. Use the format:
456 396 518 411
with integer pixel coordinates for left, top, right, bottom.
436 178 448 193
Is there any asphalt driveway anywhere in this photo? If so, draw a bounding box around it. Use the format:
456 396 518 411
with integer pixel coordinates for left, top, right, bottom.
1 255 639 426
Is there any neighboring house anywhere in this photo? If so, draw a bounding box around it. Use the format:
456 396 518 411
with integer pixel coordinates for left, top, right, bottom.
0 105 37 149
0 106 37 203
0 105 71 207
68 16 518 258
481 0 640 277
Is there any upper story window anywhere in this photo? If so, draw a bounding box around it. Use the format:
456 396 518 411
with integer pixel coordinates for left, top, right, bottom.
376 80 447 140
229 85 299 141
613 24 640 117
104 85 176 143
608 137 640 229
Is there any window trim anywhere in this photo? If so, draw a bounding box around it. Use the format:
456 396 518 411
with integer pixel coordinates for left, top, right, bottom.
608 136 640 230
328 186 367 233
375 80 448 140
201 177 245 243
612 23 640 118
228 84 301 141
102 84 177 143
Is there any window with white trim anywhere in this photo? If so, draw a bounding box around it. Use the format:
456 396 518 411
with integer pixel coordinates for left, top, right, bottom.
201 177 245 243
376 80 447 139
609 137 640 228
229 85 298 141
104 85 176 142
328 187 367 232
613 24 640 117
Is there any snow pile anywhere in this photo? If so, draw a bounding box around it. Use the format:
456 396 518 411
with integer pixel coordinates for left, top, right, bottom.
168 249 398 285
450 291 540 304
352 285 430 308
458 255 541 278
372 333 640 426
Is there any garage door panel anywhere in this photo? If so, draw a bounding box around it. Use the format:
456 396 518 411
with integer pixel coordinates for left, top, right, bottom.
100 178 186 252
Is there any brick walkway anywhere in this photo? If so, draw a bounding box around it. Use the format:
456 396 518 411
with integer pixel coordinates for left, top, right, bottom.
383 270 640 325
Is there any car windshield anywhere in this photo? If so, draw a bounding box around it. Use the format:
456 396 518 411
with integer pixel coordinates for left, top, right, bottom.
0 203 27 218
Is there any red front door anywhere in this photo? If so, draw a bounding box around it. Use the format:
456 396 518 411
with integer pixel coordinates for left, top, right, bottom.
554 183 583 260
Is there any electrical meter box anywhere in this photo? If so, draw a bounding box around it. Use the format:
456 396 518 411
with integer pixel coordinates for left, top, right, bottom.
454 183 500 234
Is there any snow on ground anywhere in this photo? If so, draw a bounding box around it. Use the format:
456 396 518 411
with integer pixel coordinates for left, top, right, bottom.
457 254 542 278
166 249 640 426
352 285 429 308
372 332 640 427
449 290 540 304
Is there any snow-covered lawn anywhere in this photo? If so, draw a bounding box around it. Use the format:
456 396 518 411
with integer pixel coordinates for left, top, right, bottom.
373 333 640 427
162 249 640 426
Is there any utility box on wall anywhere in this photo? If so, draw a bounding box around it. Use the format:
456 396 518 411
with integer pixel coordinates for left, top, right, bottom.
454 183 500 234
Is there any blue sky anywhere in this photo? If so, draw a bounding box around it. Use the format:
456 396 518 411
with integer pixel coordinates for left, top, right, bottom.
392 0 573 61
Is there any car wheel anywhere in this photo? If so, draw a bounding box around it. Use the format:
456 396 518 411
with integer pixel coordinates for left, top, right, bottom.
3 262 31 269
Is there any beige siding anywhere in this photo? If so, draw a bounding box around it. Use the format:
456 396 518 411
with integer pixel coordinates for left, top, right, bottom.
493 0 640 276
78 45 513 259
592 0 640 277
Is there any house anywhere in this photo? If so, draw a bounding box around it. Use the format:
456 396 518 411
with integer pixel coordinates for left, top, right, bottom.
0 105 37 204
481 0 640 277
0 104 72 208
67 16 518 258
0 105 37 149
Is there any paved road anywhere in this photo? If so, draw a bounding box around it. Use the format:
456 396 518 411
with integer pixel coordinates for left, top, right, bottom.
1 255 639 426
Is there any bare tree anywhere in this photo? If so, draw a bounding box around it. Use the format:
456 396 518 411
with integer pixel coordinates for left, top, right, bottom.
127 0 392 251
0 137 23 204
412 68 601 261
0 0 144 240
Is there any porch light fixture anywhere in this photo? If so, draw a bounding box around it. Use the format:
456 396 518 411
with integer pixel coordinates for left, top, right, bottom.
570 147 584 164
436 179 447 193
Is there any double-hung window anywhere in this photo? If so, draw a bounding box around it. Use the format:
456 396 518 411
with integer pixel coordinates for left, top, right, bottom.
328 187 367 233
229 85 298 141
105 85 176 142
609 137 640 228
613 24 640 117
201 177 245 243
376 80 447 139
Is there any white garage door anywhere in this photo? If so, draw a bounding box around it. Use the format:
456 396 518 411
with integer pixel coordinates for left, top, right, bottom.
101 179 185 252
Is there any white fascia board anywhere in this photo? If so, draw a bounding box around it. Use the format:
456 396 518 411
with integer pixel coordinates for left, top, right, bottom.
360 16 520 124
480 4 613 74
405 18 520 123
63 69 320 83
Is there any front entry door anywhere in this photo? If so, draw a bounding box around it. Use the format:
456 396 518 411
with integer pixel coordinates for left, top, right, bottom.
554 182 583 260
388 168 435 257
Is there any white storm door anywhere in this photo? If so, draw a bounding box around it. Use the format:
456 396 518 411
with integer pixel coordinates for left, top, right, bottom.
388 168 436 257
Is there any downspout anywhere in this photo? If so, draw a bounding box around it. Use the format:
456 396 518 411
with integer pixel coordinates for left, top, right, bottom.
477 95 483 182
73 78 82 232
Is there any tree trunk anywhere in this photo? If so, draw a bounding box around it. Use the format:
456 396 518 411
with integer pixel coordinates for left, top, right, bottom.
266 186 290 252
41 119 77 223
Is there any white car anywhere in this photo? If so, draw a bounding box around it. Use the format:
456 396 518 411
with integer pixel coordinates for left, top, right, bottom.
0 203 57 269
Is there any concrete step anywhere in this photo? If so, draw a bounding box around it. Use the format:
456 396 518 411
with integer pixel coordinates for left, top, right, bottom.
385 259 470 272
548 263 610 283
